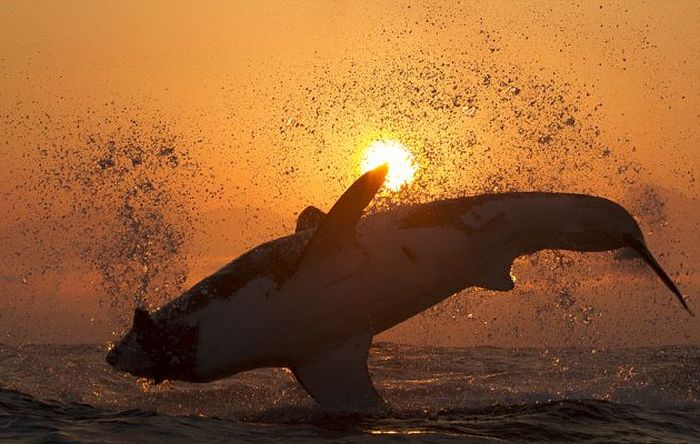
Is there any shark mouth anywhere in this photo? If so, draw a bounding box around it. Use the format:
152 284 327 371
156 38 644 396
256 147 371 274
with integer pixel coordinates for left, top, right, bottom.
625 235 693 316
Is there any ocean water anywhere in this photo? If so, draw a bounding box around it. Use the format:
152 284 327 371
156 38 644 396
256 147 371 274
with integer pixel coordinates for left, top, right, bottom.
0 342 698 443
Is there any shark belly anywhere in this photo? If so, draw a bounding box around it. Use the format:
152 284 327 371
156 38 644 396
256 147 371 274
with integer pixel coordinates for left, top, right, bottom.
358 224 478 334
275 223 478 346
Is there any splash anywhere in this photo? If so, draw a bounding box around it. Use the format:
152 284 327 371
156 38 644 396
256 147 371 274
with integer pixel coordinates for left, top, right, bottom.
31 111 219 325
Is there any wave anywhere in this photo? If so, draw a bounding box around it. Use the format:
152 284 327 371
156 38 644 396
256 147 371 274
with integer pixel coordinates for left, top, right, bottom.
2 387 700 443
1 343 700 442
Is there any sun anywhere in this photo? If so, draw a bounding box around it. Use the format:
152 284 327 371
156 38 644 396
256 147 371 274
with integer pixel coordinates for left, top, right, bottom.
360 139 417 191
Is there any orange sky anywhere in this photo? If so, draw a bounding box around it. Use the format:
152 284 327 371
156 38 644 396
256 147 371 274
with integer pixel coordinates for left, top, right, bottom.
0 1 698 346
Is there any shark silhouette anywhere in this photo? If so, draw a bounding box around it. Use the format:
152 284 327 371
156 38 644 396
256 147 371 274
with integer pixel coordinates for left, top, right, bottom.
107 164 692 413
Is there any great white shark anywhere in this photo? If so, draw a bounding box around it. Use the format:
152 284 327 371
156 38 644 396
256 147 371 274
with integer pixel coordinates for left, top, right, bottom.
107 164 692 412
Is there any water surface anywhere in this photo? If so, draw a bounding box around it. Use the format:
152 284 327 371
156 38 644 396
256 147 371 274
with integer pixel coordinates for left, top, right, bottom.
1 343 698 443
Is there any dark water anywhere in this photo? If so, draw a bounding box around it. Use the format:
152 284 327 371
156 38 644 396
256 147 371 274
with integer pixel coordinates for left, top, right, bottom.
1 343 698 443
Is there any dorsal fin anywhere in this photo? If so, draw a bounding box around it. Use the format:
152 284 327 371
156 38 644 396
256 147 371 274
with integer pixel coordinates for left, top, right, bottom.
295 206 326 233
300 164 388 261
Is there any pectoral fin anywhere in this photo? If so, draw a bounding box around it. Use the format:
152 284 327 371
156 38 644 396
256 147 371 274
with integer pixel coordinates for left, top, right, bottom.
292 334 385 413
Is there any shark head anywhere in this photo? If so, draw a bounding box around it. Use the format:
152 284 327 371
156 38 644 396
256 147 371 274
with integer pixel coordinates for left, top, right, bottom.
106 307 200 383
493 193 692 315
405 192 692 315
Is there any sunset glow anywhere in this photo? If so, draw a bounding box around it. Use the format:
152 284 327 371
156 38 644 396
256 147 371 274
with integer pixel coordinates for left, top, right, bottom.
360 140 417 191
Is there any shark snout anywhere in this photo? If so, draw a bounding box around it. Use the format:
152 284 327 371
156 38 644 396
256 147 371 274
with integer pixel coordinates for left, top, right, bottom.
624 234 693 316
